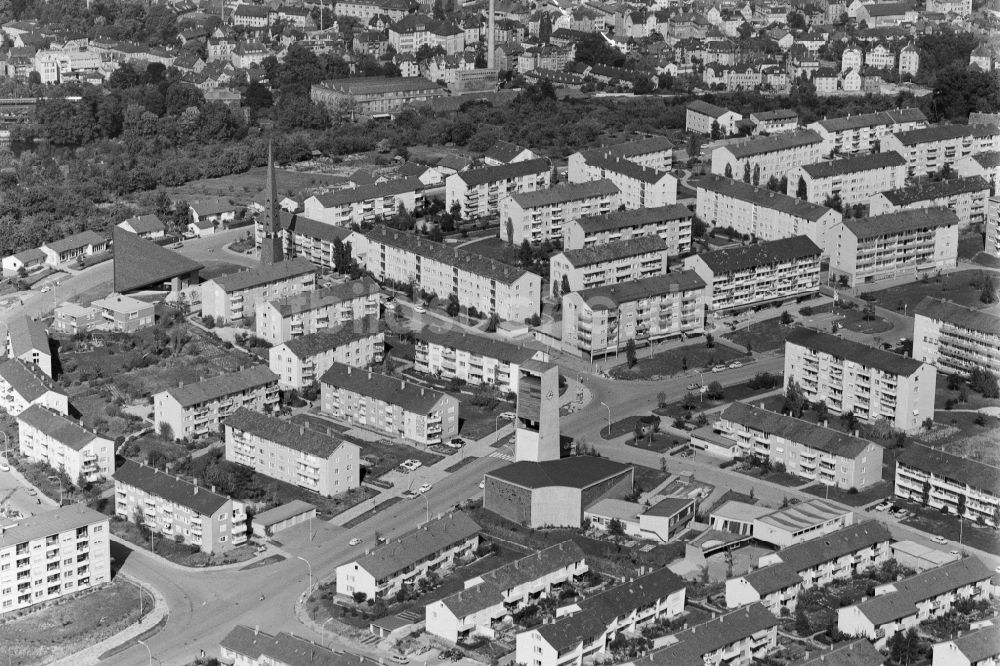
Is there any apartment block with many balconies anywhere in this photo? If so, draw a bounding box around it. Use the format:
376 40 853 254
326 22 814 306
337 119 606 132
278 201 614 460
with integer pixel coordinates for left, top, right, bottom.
302 177 423 227
500 180 619 245
268 317 384 390
913 297 1000 377
153 365 280 440
638 603 779 666
788 151 907 207
446 159 551 220
223 408 360 498
256 277 381 344
561 205 692 255
549 236 669 298
807 108 928 156
783 328 936 433
710 130 824 185
0 358 68 417
869 176 990 231
113 460 248 554
17 405 114 486
200 258 318 324
828 207 959 287
413 328 547 393
568 150 678 210
894 444 999 527
882 124 1000 179
682 236 822 314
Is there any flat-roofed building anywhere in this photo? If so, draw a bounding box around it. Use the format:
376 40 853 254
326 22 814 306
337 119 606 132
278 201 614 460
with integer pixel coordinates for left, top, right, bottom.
686 100 742 135
894 444 1000 527
752 498 855 548
220 625 377 666
18 405 114 486
683 236 822 314
932 623 1000 666
302 177 423 227
882 124 1000 179
153 365 280 440
256 277 381 344
750 109 799 135
807 108 927 156
90 293 155 333
913 297 1000 377
446 158 551 220
789 152 907 207
0 359 68 417
638 603 779 666
869 177 990 231
955 150 1000 194
52 302 101 335
568 150 678 209
224 408 360 497
829 208 959 287
413 328 546 393
696 175 840 250
311 77 447 119
500 180 619 244
562 205 692 255
549 235 669 298
250 500 316 539
201 258 318 323
560 271 706 360
320 363 458 445
6 315 52 378
269 318 384 389
0 505 110 616
784 328 935 433
584 496 695 543
708 501 775 535
711 130 824 185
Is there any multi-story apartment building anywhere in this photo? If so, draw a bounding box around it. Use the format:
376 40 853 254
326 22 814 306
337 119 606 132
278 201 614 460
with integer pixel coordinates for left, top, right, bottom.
113 460 248 554
712 402 883 489
153 365 280 441
310 77 447 119
789 151 907 207
266 213 352 273
682 236 823 314
568 136 675 171
932 624 1000 666
895 444 999 527
6 315 52 378
726 521 893 615
302 177 423 227
828 208 959 287
882 124 1000 179
351 226 542 321
255 277 381 344
750 109 799 135
913 297 1000 377
549 236 669 297
388 14 464 54
562 205 693 255
642 603 779 666
567 150 678 209
320 363 459 445
0 505 110 616
560 271 706 360
697 175 840 250
426 541 588 644
0 359 68 417
989 197 1000 258
784 328 936 433
869 177 990 231
224 408 360 497
413 328 547 393
335 512 480 599
807 108 927 156
200 258 318 324
515 568 686 666
838 557 993 648
686 100 742 135
269 318 384 390
17 405 114 486
710 130 824 185
955 151 1000 194
445 158 551 220
500 180 619 244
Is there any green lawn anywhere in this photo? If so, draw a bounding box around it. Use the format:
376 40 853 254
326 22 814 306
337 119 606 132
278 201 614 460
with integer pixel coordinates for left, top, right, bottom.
633 465 670 493
865 270 996 313
958 233 985 260
915 411 1000 467
899 500 1000 555
655 376 783 421
610 342 744 380
802 480 894 506
722 319 801 352
934 375 1000 412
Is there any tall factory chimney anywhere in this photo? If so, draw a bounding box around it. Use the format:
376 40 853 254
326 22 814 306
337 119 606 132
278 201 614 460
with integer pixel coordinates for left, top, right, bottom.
487 0 496 69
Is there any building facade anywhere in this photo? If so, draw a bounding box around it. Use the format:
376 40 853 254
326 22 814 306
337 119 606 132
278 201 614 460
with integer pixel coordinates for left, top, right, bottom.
255 277 381 344
644 604 779 666
549 236 669 298
445 159 551 220
869 177 990 231
302 177 423 227
500 180 619 245
562 205 693 255
90 293 155 333
268 319 384 390
200 258 318 324
0 359 68 417
311 77 447 119
894 444 999 527
17 405 114 486
882 124 1000 179
710 130 824 185
913 297 1000 377
789 152 907 207
413 328 547 393
807 108 927 156
568 150 678 210
686 100 742 135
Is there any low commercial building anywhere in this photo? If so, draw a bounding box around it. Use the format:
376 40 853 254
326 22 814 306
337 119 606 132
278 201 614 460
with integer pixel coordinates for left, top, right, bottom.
696 175 839 250
712 402 884 489
335 512 480 599
6 315 52 378
220 626 367 666
686 100 742 135
250 500 316 539
955 150 1000 194
807 108 927 156
882 124 1000 179
682 236 823 314
269 319 383 390
446 159 551 220
18 405 114 486
255 277 381 344
224 409 360 497
413 328 546 393
869 177 990 231
711 130 824 186
320 363 458 446
499 180 619 245
784 328 936 433
640 603 779 666
40 231 108 266
560 271 706 360
311 77 447 119
561 205 693 255
549 236 669 297
568 150 678 210
751 498 855 548
913 297 1000 377
113 460 248 554
708 501 776 536
789 152 907 207
0 359 68 417
750 109 799 135
302 177 423 227
838 558 993 648
90 293 155 333
153 365 280 441
0 505 110 616
932 624 1000 666
200 258 318 324
828 208 959 287
584 496 695 542
894 444 1000 527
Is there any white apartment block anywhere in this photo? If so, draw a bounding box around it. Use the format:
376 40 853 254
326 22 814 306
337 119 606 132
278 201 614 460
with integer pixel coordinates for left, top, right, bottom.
351 226 542 321
641 603 779 666
200 258 318 323
500 180 619 245
256 277 381 344
989 197 1000 258
932 623 1000 666
869 176 990 231
882 124 1000 179
320 363 458 446
153 366 280 441
570 136 675 170
783 328 936 433
697 175 840 250
568 150 678 210
267 214 354 274
0 359 68 417
750 109 799 135
807 108 927 156
682 235 823 314
446 159 551 220
413 328 547 393
829 208 959 287
955 151 1000 194
686 100 742 135
560 271 706 360
224 408 360 498
269 318 384 390
335 512 480 599
0 505 110 616
6 315 52 378
562 205 693 255
302 177 422 227
18 405 113 486
913 297 1000 377
710 130 824 185
895 444 999 527
549 236 669 297
113 460 248 554
789 151 907 207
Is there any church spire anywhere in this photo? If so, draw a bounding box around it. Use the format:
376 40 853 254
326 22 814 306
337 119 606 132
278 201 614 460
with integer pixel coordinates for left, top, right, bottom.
260 140 284 265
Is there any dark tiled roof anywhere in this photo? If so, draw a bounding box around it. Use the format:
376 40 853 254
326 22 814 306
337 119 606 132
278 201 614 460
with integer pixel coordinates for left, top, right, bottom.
842 207 959 238
486 456 632 490
574 271 706 309
163 365 278 407
0 505 108 548
812 108 926 133
119 214 165 234
190 199 236 217
686 99 735 118
801 152 906 179
311 177 424 208
697 175 834 222
220 625 363 666
560 235 667 267
210 258 316 293
945 625 1000 663
891 123 999 146
18 405 100 451
639 603 778 665
44 231 106 254
598 135 675 156
278 212 354 244
454 158 550 188
574 205 692 234
579 150 673 184
880 176 990 206
414 327 538 364
320 363 451 414
267 277 379 317
776 521 893 573
788 639 884 666
644 496 694 517
972 151 1000 168
281 318 383 358
113 460 230 516
720 130 821 159
785 328 923 376
253 500 316 527
897 444 1000 495
862 1 913 16
224 408 355 458
112 226 203 293
720 402 874 458
913 297 1000 336
484 140 533 163
0 359 64 402
7 316 48 358
352 512 479 580
742 562 802 595
752 108 798 122
693 235 821 274
511 180 619 208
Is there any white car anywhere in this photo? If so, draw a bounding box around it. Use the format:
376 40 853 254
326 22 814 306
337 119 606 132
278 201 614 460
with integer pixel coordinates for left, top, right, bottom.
0 462 9 472
499 411 516 420
478 480 485 489
712 364 726 373
40 286 51 293
414 304 426 314
874 502 890 512
349 537 362 546
418 483 432 494
728 361 742 369
932 535 948 545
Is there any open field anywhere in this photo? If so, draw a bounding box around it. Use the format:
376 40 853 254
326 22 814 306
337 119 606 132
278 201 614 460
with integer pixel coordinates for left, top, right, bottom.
159 163 367 203
915 411 1000 467
864 270 995 312
722 319 801 352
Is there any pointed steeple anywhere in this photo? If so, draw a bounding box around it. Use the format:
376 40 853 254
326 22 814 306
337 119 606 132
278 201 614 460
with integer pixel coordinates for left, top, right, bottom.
260 140 284 266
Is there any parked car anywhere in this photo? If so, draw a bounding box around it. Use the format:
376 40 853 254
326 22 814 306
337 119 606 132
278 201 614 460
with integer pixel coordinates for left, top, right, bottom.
728 361 742 369
401 459 422 471
376 536 387 545
414 304 426 314
40 286 51 293
349 537 362 546
478 480 485 489
447 437 466 449
418 483 432 494
712 364 726 373
401 490 419 500
874 502 890 511
499 411 516 420
686 382 701 390
932 535 948 545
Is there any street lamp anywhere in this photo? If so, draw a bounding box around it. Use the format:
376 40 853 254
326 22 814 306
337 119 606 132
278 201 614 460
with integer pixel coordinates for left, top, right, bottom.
600 402 611 436
421 493 430 525
124 577 145 615
137 639 152 666
322 617 335 648
297 555 313 597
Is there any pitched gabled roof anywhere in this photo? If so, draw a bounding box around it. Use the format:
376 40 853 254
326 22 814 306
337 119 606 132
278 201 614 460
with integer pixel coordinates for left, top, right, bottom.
693 235 821 274
560 235 667 267
280 318 383 358
277 212 354 245
319 363 451 414
265 277 379 317
0 358 63 402
351 512 479 580
413 327 538 365
220 625 364 666
891 123 999 146
775 521 893 573
880 176 990 206
574 271 706 309
162 365 278 407
971 151 1000 168
113 460 231 516
43 230 106 255
896 444 1000 494
224 408 356 458
942 624 1000 664
310 177 423 208
0 505 108 548
811 108 926 133
17 405 102 450
913 297 1000 337
801 151 906 179
484 140 533 163
638 603 778 665
574 204 692 234
486 456 632 490
720 130 822 159
720 402 875 458
190 199 237 217
209 258 316 293
453 158 550 187
785 328 924 376
510 180 619 208
578 150 673 184
685 99 736 118
119 214 166 234
842 207 959 238
6 315 48 358
697 175 834 222
112 226 203 293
